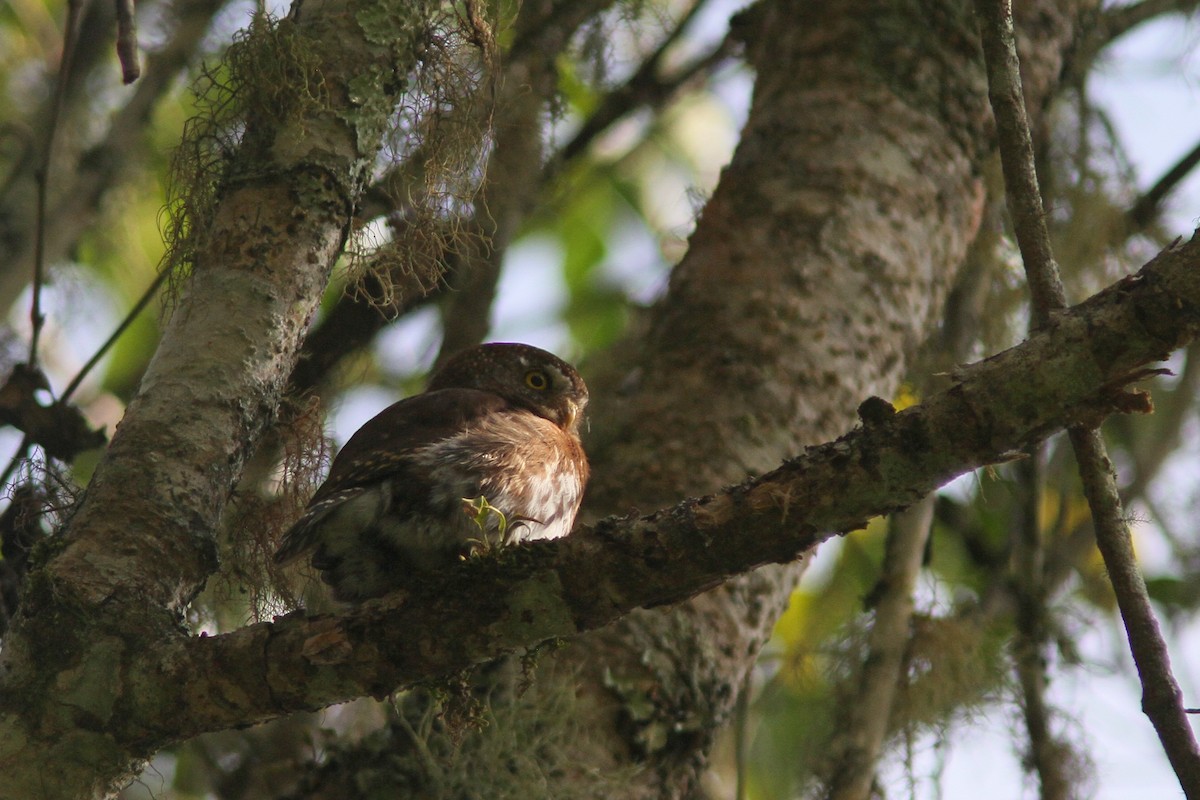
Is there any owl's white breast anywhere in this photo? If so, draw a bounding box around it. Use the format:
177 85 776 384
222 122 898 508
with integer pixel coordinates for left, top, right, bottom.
412 411 586 543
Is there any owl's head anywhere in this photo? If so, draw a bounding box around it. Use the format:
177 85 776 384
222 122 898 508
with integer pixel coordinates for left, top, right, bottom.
429 343 589 432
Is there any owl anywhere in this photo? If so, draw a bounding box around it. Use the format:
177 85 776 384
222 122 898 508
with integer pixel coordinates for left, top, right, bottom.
274 342 589 601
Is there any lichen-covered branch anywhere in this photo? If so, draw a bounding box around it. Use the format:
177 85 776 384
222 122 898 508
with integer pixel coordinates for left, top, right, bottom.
128 231 1200 742
288 0 625 394
0 3 434 798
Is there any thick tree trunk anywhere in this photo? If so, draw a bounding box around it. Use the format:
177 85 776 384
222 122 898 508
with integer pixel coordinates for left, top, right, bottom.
0 2 432 797
493 0 1083 795
548 0 993 793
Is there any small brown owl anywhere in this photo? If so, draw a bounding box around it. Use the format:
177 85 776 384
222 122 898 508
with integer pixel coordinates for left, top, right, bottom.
275 342 589 601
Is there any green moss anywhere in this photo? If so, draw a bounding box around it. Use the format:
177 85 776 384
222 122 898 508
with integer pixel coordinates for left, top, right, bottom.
355 1 423 47
162 13 334 285
492 569 577 641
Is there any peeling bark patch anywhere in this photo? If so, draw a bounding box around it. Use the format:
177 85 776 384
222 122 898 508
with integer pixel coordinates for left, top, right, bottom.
301 624 354 665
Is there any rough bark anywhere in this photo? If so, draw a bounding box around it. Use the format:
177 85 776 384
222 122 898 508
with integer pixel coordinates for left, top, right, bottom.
546 0 992 793
529 0 1082 795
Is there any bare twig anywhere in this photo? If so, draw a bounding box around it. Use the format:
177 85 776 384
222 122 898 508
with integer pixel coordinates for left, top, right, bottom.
977 1 1200 797
1095 0 1200 53
1070 0 1200 83
60 268 171 403
1127 137 1200 230
543 1 735 182
31 0 93 370
0 437 33 492
0 0 224 313
977 0 1064 324
115 0 141 83
1069 427 1200 790
823 497 936 800
1011 450 1070 800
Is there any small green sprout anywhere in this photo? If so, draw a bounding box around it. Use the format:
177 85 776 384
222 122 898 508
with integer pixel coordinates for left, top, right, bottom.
462 496 538 555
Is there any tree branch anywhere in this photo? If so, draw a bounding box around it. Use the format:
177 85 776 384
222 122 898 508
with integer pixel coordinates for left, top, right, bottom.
822 497 936 800
1068 0 1200 84
129 231 1200 743
1011 448 1071 800
547 1 735 172
1127 137 1200 230
1069 426 1200 793
978 0 1066 324
115 0 140 83
977 1 1200 796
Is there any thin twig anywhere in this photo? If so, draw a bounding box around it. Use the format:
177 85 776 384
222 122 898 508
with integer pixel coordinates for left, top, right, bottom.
1095 0 1200 54
31 0 91 371
0 0 223 308
1070 0 1200 83
978 9 1070 794
1011 450 1069 800
115 0 141 84
822 498 936 800
0 437 33 492
1127 137 1200 230
547 27 735 178
977 1 1200 797
59 267 171 403
977 0 1064 324
1069 428 1200 792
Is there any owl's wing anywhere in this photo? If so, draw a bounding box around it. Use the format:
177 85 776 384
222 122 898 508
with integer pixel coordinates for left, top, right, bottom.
273 388 511 564
273 486 370 565
316 388 510 496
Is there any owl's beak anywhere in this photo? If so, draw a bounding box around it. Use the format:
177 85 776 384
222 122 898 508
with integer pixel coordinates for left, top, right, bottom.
564 399 584 432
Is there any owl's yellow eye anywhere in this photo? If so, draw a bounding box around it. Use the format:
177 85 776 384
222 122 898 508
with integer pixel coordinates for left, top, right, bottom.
525 369 549 391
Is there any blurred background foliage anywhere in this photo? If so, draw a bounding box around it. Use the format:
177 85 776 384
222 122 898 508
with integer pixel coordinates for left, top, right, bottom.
1 0 1199 797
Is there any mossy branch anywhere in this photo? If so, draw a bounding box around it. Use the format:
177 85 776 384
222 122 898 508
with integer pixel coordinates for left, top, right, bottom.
130 230 1200 742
